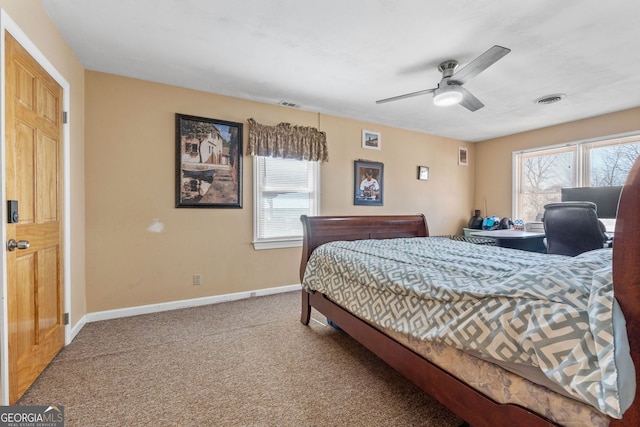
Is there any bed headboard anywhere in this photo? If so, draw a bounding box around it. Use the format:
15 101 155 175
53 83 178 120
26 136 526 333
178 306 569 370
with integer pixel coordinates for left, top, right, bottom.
299 214 429 281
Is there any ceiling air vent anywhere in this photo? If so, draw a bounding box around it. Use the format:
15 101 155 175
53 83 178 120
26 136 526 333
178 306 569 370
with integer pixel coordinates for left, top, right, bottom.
278 100 301 108
534 93 566 105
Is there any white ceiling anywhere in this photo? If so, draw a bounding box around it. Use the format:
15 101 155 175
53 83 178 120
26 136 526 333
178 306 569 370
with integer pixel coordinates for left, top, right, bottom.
39 0 640 142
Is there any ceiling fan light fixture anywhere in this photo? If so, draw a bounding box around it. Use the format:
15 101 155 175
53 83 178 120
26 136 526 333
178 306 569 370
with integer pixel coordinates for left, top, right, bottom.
433 86 463 107
375 45 510 112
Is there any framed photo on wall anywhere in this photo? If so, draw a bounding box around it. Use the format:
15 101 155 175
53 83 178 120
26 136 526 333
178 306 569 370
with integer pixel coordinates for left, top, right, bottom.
458 147 469 166
175 113 243 208
354 160 384 206
362 130 381 150
418 165 429 181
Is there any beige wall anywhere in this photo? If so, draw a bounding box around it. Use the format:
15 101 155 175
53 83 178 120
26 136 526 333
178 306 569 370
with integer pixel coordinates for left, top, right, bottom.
5 1 639 320
85 71 474 312
4 1 639 320
0 1 86 325
475 108 640 219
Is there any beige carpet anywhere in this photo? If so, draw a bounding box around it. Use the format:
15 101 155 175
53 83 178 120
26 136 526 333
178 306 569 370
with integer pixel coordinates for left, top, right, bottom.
18 291 462 426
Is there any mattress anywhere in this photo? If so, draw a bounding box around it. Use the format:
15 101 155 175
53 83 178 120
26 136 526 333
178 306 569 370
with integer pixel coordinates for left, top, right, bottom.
302 236 634 418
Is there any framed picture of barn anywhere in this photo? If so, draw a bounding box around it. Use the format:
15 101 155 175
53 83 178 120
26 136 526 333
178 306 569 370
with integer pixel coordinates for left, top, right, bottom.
175 113 243 208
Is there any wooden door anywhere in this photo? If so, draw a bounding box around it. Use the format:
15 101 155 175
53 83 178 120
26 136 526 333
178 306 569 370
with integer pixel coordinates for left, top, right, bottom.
5 33 64 404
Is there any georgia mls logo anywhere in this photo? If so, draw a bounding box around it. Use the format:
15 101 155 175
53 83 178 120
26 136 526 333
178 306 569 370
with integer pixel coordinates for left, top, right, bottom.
44 406 63 418
0 405 64 427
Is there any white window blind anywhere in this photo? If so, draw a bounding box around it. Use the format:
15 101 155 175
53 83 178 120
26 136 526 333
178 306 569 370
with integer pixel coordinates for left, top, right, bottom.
253 156 319 249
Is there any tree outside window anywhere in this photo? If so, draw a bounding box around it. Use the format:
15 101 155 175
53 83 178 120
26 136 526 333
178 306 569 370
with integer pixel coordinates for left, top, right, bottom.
588 141 640 186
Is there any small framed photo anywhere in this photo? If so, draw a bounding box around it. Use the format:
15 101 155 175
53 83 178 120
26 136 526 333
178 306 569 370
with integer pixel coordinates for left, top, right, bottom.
354 160 383 206
362 130 381 150
175 113 243 208
458 147 468 166
418 166 429 181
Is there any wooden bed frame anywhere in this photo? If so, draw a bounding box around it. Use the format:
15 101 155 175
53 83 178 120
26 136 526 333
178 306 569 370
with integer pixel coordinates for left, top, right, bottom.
298 159 640 427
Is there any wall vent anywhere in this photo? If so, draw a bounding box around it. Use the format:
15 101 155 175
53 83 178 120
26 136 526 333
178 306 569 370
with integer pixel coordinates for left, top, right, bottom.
534 93 566 105
278 100 301 108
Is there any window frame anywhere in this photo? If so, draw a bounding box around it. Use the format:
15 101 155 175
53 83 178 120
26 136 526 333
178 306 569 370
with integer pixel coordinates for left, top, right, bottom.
512 132 640 221
252 156 320 250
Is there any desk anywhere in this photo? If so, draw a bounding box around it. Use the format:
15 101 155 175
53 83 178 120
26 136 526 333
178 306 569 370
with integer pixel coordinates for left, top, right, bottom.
599 218 616 233
470 230 546 253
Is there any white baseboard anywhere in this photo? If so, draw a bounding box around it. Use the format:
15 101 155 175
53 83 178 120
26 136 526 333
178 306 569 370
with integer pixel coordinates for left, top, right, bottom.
65 315 87 345
83 283 301 324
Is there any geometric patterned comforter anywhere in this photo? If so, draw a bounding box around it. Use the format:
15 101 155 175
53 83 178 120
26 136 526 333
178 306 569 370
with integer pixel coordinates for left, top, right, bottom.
301 237 625 417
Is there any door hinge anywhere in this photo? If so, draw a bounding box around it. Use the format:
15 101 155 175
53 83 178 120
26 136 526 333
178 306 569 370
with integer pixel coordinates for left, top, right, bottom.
63 312 69 325
62 111 68 124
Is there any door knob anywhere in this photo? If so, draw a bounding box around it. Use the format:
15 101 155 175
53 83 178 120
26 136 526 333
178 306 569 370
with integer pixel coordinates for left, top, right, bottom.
7 239 29 251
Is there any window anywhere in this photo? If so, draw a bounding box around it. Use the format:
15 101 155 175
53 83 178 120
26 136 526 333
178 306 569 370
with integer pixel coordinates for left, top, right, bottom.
586 139 640 186
253 156 320 249
516 147 576 221
514 134 640 221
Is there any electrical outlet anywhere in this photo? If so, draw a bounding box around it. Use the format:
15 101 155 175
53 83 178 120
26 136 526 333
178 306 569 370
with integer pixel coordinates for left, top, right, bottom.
193 274 201 285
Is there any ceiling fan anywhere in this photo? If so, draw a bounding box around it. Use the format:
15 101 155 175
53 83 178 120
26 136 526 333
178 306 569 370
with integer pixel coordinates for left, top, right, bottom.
375 45 511 112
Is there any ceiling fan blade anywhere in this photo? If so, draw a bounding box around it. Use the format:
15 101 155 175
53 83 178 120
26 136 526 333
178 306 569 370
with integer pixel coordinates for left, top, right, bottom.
450 45 510 85
458 87 484 112
375 88 436 104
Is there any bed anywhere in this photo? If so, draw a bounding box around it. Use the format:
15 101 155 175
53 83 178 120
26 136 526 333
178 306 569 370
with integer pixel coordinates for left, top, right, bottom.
298 157 640 427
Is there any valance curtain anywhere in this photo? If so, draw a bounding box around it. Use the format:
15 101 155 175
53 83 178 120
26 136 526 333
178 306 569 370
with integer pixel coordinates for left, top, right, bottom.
246 118 328 162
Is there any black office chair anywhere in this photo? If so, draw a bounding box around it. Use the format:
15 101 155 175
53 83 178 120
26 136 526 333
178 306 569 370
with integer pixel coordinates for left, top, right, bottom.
542 202 609 256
